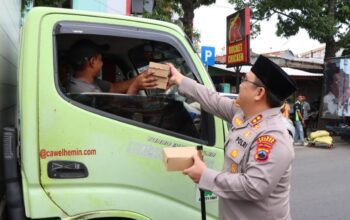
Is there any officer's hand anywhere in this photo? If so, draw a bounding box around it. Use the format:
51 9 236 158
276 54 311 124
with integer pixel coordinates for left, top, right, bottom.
166 63 184 88
183 154 206 184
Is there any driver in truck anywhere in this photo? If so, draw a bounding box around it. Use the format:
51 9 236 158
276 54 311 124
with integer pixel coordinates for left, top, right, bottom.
68 39 158 95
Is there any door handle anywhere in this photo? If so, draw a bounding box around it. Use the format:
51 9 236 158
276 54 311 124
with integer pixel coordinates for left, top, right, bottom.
48 161 88 178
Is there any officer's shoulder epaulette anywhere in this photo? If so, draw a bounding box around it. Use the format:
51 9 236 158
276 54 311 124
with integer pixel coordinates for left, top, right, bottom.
249 114 263 129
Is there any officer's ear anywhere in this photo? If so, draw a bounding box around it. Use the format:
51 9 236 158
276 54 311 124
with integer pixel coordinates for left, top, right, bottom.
254 87 266 101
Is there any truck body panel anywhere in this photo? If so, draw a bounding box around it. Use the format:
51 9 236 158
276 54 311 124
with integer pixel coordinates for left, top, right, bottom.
5 7 229 219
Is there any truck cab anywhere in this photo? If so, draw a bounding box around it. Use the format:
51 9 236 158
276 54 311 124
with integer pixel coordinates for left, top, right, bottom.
4 7 228 219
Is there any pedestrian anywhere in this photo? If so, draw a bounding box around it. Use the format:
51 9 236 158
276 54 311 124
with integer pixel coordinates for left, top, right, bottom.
167 55 297 220
302 96 311 137
293 95 306 145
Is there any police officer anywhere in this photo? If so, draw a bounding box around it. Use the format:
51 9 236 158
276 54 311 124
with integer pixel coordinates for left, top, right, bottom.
167 55 297 220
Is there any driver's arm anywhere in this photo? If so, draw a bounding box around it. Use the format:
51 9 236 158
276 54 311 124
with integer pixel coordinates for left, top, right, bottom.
110 69 157 95
110 78 136 93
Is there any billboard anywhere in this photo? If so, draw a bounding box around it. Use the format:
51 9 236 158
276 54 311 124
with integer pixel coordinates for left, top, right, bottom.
322 56 350 118
226 8 250 67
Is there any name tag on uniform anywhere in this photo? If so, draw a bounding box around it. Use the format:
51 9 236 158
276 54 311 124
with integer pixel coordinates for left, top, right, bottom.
235 136 247 148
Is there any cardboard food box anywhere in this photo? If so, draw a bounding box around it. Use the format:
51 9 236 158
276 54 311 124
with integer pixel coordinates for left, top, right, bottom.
162 147 202 171
149 62 170 90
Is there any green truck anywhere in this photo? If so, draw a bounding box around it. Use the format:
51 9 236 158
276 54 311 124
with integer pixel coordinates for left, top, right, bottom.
1 7 228 220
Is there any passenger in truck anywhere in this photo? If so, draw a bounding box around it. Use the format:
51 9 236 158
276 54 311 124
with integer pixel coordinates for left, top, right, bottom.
67 39 157 95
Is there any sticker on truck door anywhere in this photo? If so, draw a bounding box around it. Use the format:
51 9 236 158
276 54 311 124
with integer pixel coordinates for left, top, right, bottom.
39 148 97 159
195 186 218 203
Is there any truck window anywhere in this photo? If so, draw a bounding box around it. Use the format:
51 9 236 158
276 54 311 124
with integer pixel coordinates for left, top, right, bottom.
54 22 215 145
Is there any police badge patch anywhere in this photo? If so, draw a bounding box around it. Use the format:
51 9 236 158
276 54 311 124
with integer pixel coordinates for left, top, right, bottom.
255 135 276 162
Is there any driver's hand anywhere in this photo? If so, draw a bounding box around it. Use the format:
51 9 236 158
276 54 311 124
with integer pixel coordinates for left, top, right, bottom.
136 69 158 89
127 69 157 95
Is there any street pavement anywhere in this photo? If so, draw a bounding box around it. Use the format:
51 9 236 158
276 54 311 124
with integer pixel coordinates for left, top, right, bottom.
290 136 350 220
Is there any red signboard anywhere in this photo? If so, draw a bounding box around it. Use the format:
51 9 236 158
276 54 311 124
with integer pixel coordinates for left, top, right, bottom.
226 8 250 67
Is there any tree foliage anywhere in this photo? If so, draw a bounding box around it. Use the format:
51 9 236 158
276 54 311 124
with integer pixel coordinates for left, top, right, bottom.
229 0 350 58
143 0 216 40
175 0 216 40
142 0 180 22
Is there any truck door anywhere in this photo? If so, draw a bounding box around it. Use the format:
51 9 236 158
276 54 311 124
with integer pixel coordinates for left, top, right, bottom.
37 13 225 219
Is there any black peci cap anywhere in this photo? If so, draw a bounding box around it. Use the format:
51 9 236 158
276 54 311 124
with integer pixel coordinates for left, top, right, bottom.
68 39 109 66
251 55 297 101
